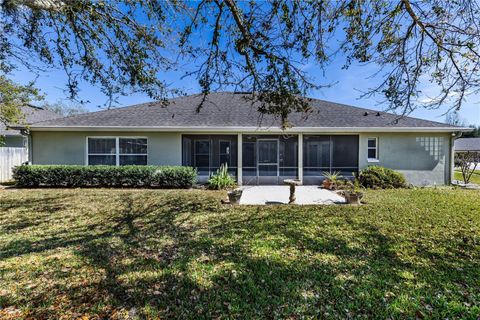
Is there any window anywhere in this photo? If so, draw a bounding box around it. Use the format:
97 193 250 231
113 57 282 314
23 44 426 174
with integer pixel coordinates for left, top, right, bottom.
367 137 378 161
88 138 116 165
119 138 147 165
87 137 147 166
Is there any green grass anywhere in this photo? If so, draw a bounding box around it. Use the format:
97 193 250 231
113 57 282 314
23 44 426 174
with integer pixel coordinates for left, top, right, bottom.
455 169 480 184
0 188 479 319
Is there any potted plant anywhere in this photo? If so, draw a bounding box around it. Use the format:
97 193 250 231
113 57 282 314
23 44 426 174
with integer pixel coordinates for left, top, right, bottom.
208 164 242 204
322 171 341 190
344 175 364 205
227 188 243 205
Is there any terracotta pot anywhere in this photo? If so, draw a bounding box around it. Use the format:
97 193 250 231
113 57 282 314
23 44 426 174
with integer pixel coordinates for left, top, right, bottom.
322 179 332 189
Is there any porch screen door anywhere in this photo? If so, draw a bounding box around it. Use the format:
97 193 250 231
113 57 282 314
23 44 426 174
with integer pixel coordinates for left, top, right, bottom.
257 139 278 184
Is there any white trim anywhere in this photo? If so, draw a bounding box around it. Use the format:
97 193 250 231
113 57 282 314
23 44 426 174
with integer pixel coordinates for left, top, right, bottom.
237 134 242 185
86 136 148 166
29 126 472 133
367 159 380 163
298 133 303 183
115 137 120 167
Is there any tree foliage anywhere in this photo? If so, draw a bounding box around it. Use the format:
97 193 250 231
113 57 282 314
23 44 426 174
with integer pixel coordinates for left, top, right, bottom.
42 100 87 117
445 112 466 127
462 126 480 138
1 0 479 127
0 75 42 126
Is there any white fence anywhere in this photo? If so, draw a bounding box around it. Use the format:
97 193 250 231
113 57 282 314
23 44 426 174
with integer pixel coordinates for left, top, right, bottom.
0 147 28 182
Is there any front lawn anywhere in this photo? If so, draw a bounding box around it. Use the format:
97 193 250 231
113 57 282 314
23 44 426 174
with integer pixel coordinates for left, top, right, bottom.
1 188 479 319
454 169 480 184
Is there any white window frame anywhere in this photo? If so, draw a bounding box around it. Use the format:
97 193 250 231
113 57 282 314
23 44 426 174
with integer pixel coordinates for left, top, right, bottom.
367 137 379 162
86 136 148 166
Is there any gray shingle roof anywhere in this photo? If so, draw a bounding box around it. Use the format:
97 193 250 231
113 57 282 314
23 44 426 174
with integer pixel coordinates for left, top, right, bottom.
454 138 480 151
1 105 60 136
30 92 459 130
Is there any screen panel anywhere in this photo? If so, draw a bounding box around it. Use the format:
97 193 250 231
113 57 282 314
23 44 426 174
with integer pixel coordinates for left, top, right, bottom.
331 135 359 168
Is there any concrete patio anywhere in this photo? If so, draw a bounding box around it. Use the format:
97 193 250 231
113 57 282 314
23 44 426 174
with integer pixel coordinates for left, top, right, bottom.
239 185 346 205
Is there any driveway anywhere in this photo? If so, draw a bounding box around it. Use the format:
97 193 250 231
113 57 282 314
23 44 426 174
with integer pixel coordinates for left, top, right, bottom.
239 185 346 205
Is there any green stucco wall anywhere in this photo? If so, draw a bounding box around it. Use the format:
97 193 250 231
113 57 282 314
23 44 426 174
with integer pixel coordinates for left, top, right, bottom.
31 131 182 166
358 133 451 185
30 131 452 185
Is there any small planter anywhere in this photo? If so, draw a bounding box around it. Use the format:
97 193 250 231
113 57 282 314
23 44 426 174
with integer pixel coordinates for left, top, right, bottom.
344 191 363 205
227 189 243 205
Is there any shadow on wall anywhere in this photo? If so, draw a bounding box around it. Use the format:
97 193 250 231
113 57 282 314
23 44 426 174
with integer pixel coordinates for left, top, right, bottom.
383 136 445 171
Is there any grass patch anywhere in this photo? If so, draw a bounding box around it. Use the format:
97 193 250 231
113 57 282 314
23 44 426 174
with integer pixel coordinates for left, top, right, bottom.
0 188 479 319
454 169 480 184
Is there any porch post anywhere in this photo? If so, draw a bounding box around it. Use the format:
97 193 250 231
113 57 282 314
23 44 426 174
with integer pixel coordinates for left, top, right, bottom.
298 133 303 183
237 133 243 185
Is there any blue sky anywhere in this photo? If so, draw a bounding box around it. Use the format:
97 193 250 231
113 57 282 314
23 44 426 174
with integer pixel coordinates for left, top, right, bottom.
11 45 480 126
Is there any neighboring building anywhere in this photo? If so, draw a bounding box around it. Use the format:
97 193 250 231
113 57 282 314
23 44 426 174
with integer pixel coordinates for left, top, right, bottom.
1 105 59 147
16 93 471 185
1 105 59 181
454 137 480 153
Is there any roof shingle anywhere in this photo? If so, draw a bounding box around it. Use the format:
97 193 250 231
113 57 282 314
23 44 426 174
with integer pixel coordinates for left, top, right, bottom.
454 138 480 151
1 105 60 136
30 92 458 130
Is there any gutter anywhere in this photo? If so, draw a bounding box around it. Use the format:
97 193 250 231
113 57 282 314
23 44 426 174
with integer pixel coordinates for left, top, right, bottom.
10 125 475 133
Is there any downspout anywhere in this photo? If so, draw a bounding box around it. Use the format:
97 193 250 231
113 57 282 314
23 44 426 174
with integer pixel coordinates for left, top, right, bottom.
450 131 463 185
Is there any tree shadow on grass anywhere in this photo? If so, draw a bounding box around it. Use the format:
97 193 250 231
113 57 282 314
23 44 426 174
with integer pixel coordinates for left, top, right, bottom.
2 192 479 319
69 196 410 318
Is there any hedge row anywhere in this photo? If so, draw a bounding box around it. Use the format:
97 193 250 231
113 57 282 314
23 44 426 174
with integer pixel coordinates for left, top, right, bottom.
12 165 197 188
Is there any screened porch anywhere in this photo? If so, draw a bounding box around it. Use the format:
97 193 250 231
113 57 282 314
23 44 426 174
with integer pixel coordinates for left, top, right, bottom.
181 134 359 185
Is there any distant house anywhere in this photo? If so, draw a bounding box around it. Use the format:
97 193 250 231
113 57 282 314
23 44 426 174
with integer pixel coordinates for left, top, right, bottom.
1 105 59 148
1 105 59 181
12 92 472 185
454 137 480 153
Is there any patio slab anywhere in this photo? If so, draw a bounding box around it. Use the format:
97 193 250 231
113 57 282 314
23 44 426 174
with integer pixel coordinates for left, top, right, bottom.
239 185 346 205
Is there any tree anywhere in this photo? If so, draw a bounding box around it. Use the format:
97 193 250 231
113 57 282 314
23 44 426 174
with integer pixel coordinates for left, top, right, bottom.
42 101 87 117
462 126 480 138
455 151 480 184
1 0 479 127
0 75 42 126
445 112 466 127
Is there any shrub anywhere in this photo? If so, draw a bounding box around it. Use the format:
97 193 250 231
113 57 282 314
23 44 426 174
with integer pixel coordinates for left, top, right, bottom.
359 166 407 189
12 165 197 188
208 164 236 190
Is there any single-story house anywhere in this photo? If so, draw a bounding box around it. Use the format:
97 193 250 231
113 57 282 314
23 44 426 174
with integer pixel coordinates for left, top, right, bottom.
454 137 480 153
14 93 471 185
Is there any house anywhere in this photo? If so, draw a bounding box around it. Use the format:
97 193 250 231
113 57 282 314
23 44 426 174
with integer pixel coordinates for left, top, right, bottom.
1 105 59 148
1 105 59 182
454 137 480 153
14 93 471 185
